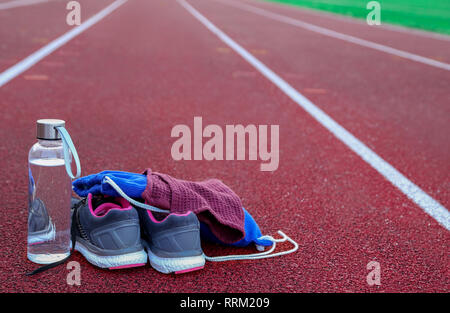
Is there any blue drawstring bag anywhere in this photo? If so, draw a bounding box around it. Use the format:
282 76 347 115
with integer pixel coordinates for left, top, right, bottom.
73 170 147 198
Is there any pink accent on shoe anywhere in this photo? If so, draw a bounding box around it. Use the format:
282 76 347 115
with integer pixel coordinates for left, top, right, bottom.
175 266 204 274
144 197 192 223
108 263 146 270
88 193 133 217
147 210 193 223
94 202 120 216
88 193 95 215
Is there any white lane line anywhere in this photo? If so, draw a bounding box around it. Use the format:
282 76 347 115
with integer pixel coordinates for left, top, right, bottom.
0 0 49 10
178 0 450 230
244 0 450 42
0 0 127 88
210 0 450 71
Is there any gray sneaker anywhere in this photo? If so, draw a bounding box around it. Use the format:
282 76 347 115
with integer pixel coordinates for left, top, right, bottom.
71 194 147 269
137 209 205 274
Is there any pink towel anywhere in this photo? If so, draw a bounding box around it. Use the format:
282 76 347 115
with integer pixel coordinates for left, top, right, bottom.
141 169 245 244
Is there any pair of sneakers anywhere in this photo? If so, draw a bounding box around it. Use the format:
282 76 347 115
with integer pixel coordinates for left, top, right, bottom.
71 194 205 274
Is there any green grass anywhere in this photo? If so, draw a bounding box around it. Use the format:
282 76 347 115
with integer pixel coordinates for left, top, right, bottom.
263 0 450 35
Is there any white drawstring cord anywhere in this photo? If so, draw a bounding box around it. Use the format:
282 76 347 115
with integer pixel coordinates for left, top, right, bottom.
103 176 170 213
204 230 298 262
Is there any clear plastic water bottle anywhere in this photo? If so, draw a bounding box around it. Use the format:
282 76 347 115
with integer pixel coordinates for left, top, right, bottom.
27 119 72 264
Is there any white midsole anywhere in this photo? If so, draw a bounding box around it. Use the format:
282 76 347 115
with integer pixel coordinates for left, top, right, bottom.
74 241 147 269
146 247 205 274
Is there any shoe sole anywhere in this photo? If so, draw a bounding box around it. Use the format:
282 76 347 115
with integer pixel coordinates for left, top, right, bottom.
74 240 147 270
144 243 205 274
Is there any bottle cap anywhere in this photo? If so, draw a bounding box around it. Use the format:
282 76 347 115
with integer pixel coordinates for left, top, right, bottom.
36 119 65 140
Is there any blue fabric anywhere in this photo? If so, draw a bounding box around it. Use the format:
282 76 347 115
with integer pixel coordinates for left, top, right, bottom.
200 208 273 247
72 170 147 198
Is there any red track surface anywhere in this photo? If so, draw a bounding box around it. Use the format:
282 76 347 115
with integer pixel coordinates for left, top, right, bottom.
0 0 448 292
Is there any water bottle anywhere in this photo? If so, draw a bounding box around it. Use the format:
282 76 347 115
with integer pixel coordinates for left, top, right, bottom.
27 119 81 264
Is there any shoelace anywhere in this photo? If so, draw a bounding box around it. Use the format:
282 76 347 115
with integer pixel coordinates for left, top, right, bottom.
104 176 299 262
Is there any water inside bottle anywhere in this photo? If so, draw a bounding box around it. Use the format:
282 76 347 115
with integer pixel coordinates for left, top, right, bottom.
27 158 71 264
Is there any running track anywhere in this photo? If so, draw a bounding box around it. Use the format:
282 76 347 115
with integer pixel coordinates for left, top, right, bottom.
0 0 448 292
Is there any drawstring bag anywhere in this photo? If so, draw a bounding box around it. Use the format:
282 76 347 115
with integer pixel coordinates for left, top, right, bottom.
26 125 81 276
73 171 298 262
